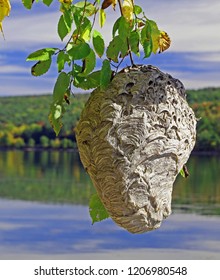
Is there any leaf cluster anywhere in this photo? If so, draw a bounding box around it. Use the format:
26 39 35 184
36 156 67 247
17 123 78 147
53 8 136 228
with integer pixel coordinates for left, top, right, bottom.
25 0 171 136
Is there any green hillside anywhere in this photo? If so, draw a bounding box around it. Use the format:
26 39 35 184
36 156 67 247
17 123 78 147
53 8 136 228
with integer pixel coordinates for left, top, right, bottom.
0 94 89 149
0 88 220 151
188 88 220 152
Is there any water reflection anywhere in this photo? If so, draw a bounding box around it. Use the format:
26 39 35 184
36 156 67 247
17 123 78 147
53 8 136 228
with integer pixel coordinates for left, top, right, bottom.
0 150 220 259
0 199 220 259
173 155 220 215
0 150 94 204
0 150 220 214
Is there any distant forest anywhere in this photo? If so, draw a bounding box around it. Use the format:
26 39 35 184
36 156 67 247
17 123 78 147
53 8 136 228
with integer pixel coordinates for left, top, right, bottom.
0 88 220 152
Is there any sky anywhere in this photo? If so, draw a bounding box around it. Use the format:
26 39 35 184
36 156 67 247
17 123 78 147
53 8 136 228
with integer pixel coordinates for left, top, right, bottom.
0 0 220 96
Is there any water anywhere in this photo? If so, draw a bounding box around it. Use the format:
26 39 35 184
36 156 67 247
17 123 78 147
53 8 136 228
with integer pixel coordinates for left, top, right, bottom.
0 150 220 259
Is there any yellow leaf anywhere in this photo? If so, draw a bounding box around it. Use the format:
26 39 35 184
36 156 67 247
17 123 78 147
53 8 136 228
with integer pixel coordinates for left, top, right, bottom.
59 0 72 4
59 0 72 13
99 8 106 28
0 0 11 39
158 31 171 53
122 0 133 23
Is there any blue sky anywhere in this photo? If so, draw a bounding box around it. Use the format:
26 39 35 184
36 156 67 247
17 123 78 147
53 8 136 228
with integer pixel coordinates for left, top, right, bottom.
0 0 220 96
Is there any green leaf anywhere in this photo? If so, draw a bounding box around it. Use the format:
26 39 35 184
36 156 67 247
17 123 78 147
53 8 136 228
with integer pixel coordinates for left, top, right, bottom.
100 59 112 90
48 103 65 136
80 17 92 42
134 5 142 15
129 30 140 56
143 39 152 58
141 23 153 58
58 14 69 41
180 168 186 178
106 36 120 62
27 48 57 61
141 22 150 44
74 1 87 8
89 193 109 224
57 51 66 72
67 41 91 60
78 49 96 77
57 52 65 73
31 59 52 76
53 72 70 103
72 63 83 76
49 71 70 135
74 71 101 90
22 0 33 9
118 16 130 40
112 17 121 38
75 2 96 16
84 3 96 17
92 30 105 58
43 0 54 6
99 9 106 28
63 9 72 32
73 8 81 28
106 35 126 62
179 165 189 178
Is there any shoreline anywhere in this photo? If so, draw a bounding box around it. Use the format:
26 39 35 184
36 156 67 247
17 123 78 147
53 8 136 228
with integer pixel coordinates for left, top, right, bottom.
1 248 220 260
0 147 220 156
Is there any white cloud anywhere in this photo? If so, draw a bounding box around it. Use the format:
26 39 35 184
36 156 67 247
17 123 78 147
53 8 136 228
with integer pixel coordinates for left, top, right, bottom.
0 75 55 96
2 0 220 52
138 0 220 52
187 52 220 63
1 0 220 95
0 65 28 74
2 12 60 51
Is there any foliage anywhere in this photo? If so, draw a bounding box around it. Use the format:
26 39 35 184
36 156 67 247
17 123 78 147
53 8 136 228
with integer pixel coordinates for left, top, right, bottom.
1 88 220 153
0 94 89 149
188 88 220 152
23 0 171 135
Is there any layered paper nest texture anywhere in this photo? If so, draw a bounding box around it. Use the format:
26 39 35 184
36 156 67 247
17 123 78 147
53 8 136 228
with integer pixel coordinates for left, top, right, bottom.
76 65 197 233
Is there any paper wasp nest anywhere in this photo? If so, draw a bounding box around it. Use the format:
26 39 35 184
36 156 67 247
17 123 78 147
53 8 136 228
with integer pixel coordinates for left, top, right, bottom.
75 65 196 234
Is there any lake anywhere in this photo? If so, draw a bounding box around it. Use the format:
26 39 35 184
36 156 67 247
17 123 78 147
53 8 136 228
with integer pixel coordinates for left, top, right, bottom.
0 150 220 259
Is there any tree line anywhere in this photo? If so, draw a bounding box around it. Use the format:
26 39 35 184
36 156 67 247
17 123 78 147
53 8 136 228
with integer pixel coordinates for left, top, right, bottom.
0 88 220 152
0 94 88 149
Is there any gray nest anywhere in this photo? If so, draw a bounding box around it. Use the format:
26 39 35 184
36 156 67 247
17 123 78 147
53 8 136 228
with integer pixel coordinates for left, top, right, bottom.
75 65 197 234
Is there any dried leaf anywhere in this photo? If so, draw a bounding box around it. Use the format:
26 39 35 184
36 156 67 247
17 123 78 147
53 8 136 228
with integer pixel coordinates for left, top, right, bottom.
101 0 117 10
159 31 171 53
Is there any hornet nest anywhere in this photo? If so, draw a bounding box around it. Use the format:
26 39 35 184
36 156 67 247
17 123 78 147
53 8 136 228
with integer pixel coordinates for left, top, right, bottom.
75 65 197 234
